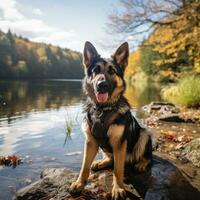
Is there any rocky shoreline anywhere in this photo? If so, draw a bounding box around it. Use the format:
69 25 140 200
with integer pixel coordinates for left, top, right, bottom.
15 102 200 200
15 155 200 200
144 102 200 194
143 101 200 123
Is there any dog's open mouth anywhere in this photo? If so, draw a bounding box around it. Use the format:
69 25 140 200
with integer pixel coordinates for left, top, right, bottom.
95 92 108 103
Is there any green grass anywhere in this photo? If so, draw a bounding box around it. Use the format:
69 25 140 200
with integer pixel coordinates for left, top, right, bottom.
64 118 73 146
63 111 82 146
65 119 72 136
162 75 200 107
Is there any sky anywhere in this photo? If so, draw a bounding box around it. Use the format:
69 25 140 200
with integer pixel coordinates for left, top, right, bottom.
0 0 121 57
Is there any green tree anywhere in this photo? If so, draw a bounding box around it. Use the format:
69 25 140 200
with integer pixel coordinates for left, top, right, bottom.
140 45 160 75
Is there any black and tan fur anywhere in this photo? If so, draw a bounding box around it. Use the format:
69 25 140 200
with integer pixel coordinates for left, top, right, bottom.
70 41 152 200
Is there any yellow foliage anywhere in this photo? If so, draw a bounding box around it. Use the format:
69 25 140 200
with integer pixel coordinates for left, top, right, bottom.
147 5 200 70
125 48 141 78
36 47 46 57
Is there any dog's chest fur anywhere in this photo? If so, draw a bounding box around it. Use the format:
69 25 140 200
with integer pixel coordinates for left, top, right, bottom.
83 97 142 153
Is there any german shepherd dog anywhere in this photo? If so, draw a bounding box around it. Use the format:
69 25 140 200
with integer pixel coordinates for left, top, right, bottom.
70 42 152 199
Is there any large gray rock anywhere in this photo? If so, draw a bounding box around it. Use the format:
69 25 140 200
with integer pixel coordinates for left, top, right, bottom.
15 168 78 200
181 138 200 167
143 102 179 115
15 156 200 200
143 102 197 123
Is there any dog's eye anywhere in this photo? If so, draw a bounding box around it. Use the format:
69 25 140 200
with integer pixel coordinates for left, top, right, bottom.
107 66 115 75
92 66 100 75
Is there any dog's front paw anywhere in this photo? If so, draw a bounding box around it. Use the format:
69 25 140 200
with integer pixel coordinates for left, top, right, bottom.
112 186 126 200
91 160 103 171
69 181 85 195
91 159 112 171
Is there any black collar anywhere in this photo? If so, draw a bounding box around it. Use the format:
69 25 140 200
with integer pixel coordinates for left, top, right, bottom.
91 103 118 118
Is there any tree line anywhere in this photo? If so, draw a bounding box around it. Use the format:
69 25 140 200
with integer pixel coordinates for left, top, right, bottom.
0 30 84 79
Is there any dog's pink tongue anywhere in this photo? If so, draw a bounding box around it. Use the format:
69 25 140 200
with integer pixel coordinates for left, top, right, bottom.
96 92 108 103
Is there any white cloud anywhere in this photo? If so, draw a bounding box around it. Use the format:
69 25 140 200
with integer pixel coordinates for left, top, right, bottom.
33 8 43 16
0 0 24 20
0 19 55 34
0 0 79 51
33 31 75 43
32 31 78 48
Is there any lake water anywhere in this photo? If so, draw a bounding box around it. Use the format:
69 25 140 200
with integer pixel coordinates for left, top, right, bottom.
0 79 163 200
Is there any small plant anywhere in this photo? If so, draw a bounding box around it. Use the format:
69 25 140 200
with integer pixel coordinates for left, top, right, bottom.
65 119 72 136
162 75 200 107
63 109 83 146
64 118 73 146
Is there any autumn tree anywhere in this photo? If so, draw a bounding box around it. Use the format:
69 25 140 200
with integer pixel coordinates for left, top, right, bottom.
0 30 84 79
108 0 200 72
140 45 161 75
125 48 141 79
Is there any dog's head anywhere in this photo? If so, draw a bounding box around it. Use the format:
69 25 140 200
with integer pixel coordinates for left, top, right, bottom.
83 41 129 105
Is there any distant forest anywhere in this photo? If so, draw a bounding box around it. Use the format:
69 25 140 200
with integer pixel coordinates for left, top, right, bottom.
0 30 84 79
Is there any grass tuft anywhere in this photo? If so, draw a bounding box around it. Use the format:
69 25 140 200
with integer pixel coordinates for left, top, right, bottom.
64 118 73 146
162 75 200 107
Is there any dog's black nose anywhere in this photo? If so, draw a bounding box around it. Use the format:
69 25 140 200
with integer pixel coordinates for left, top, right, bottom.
97 80 109 93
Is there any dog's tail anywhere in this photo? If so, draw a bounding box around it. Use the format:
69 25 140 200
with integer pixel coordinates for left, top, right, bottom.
126 128 151 163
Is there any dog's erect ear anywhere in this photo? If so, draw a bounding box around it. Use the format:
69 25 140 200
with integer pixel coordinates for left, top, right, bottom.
113 42 129 70
83 41 99 68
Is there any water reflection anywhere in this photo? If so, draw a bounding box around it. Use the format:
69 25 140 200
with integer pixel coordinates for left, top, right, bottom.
0 105 84 200
125 81 163 108
0 80 164 120
0 80 83 124
0 79 165 200
0 79 165 157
